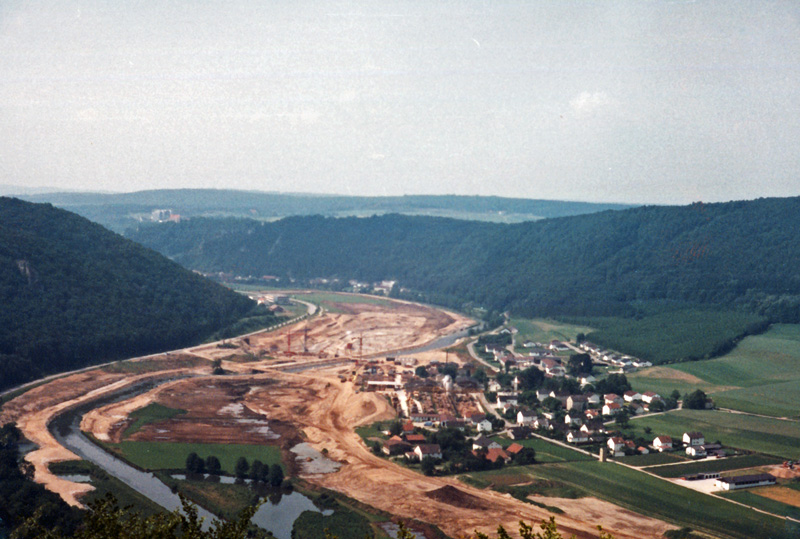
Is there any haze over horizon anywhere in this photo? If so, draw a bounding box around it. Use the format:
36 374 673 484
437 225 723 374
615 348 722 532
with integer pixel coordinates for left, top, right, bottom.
2 1 799 205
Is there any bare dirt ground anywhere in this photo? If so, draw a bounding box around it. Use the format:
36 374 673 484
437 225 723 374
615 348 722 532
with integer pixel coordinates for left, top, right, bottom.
751 485 800 508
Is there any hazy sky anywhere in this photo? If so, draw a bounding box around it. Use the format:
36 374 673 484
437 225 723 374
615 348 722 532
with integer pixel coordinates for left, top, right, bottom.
2 1 799 204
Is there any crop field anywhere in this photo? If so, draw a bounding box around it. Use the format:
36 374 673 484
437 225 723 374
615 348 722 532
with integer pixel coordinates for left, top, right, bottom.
629 324 800 417
508 318 594 346
105 440 283 474
646 455 782 478
523 461 793 539
619 452 685 467
628 409 800 459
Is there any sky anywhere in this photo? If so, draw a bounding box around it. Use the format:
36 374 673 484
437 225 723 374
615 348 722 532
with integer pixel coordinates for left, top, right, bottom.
1 1 799 205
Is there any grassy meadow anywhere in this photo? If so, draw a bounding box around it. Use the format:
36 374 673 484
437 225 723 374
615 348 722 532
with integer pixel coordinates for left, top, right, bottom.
630 324 800 417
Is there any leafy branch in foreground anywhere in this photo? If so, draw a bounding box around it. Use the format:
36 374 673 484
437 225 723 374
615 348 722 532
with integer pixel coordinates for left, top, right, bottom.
473 516 615 539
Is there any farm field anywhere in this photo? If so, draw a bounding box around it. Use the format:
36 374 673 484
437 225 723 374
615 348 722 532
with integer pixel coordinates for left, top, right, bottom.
508 318 594 346
645 455 783 478
523 461 794 539
629 324 800 417
719 490 800 521
628 409 800 459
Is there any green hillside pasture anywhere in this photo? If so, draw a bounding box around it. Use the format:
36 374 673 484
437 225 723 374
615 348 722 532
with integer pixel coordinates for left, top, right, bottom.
107 441 283 474
508 318 594 347
525 461 792 539
630 324 800 417
646 455 782 478
628 410 800 459
584 309 766 365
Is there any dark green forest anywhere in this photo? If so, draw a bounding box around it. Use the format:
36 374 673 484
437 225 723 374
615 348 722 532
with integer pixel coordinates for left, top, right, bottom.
127 197 800 361
0 197 257 391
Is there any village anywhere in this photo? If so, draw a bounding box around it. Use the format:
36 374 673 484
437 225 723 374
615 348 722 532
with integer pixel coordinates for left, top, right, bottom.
352 329 780 494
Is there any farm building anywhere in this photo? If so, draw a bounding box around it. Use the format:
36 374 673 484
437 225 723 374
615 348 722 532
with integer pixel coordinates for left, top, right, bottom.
715 474 776 491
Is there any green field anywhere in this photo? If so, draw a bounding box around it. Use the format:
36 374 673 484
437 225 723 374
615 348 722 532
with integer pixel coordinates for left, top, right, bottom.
718 490 800 521
105 441 283 474
523 461 792 539
630 324 800 417
508 318 594 346
646 455 783 478
628 409 800 459
619 452 685 467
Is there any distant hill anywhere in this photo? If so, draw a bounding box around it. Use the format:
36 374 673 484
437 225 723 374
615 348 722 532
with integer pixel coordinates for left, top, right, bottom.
19 190 635 232
128 196 800 324
0 197 256 391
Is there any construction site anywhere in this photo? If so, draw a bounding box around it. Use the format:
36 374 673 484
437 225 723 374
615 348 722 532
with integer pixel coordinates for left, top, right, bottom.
0 292 673 539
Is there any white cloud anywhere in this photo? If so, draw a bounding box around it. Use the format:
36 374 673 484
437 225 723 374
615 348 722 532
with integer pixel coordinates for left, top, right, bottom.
569 91 613 117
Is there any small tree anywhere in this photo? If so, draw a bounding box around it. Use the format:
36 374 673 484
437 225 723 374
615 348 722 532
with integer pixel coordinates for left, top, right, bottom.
421 457 436 476
269 464 284 487
234 457 249 480
205 455 221 475
388 420 403 437
415 366 429 378
250 460 264 482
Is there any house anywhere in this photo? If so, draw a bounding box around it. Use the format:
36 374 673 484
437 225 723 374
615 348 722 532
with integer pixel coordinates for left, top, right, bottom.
549 390 570 406
623 391 642 402
496 394 519 408
585 393 601 405
637 446 650 455
607 437 625 457
536 389 551 402
414 444 443 461
683 432 705 446
440 416 466 430
581 420 605 436
383 436 412 456
642 391 661 404
715 474 776 491
567 395 588 411
580 375 597 386
504 442 521 453
402 421 415 433
467 413 487 424
686 445 707 457
472 436 502 451
508 426 533 440
485 448 512 463
476 419 493 433
567 430 589 444
602 402 622 416
517 409 536 425
653 436 673 452
604 393 623 405
410 413 439 423
628 403 645 415
564 412 582 426
534 417 552 431
549 340 569 351
404 434 426 444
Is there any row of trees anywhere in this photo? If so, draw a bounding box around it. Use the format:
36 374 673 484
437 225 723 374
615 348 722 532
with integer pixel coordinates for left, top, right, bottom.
184 453 284 487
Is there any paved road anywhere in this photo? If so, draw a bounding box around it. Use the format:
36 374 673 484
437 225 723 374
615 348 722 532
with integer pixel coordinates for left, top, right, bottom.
466 341 500 373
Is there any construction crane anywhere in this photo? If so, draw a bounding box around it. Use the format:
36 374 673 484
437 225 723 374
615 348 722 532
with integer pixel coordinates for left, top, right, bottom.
285 327 309 355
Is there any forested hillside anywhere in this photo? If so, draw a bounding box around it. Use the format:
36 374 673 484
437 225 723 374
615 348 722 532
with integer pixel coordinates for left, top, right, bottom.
128 196 800 325
0 197 256 391
20 190 634 232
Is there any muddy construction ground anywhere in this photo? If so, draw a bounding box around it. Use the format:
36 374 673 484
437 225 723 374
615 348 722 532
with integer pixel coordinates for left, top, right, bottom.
1 294 672 538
